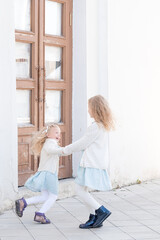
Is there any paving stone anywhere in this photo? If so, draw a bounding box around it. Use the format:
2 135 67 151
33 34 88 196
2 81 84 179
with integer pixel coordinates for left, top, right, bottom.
1 180 160 240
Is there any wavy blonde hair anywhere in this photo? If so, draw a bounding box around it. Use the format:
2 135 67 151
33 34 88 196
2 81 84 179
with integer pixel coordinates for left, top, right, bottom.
88 95 115 131
31 124 60 156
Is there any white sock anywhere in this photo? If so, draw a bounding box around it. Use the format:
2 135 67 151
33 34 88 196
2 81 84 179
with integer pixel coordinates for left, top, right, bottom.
75 184 101 214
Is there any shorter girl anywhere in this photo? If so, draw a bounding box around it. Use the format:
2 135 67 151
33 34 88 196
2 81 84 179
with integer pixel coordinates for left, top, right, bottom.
63 95 114 229
15 124 64 224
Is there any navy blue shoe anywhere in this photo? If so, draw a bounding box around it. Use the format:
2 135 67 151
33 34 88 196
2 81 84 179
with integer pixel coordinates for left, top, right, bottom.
93 205 111 228
79 214 103 229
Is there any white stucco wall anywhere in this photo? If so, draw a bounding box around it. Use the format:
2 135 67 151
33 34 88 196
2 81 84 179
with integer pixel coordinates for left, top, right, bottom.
108 0 160 187
0 0 18 210
72 0 88 176
73 0 160 186
86 0 99 99
72 0 109 175
86 0 108 100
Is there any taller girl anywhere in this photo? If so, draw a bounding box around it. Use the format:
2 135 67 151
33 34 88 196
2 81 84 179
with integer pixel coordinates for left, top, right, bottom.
63 95 114 229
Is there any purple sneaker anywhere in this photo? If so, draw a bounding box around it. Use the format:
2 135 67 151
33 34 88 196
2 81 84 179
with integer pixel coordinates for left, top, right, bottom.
15 197 27 217
34 212 51 224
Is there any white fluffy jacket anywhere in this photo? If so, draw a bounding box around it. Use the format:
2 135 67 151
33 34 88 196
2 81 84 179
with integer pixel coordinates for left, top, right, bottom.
38 139 63 174
63 122 109 170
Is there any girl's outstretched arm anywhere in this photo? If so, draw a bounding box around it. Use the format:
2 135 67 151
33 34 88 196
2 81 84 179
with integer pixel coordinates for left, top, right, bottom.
63 122 100 155
44 142 64 155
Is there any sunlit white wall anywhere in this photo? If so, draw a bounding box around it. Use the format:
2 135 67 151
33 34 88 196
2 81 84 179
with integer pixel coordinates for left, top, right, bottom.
108 0 160 187
0 0 18 209
73 0 160 186
72 0 88 176
73 0 108 176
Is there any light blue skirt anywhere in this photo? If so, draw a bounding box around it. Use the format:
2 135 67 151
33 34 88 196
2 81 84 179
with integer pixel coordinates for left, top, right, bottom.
25 171 58 195
75 166 112 191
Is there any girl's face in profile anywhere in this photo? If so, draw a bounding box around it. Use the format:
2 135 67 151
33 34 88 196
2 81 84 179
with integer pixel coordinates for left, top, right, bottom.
47 127 61 141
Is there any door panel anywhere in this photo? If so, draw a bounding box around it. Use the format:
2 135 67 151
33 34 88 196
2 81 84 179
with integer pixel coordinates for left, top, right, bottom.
16 90 32 124
15 0 72 185
45 45 63 80
39 0 72 179
15 42 32 78
14 0 31 32
45 0 63 36
45 90 62 123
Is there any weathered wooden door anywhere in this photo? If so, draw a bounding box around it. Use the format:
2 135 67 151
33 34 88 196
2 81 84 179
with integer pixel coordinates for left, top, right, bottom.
15 0 72 186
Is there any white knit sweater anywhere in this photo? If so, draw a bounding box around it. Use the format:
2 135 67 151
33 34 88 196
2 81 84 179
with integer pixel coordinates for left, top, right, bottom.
63 122 109 170
38 139 63 174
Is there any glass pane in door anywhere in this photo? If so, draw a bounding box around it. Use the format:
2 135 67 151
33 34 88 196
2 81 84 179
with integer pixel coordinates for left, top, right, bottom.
45 0 62 36
15 0 31 31
16 42 32 78
45 46 62 80
16 90 31 124
45 90 62 123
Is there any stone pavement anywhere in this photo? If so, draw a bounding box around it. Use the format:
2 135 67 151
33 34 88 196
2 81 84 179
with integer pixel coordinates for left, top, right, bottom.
1 179 160 240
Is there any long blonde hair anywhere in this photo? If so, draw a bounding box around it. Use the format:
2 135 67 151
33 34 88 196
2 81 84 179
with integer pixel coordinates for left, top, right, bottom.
88 95 115 131
31 124 59 156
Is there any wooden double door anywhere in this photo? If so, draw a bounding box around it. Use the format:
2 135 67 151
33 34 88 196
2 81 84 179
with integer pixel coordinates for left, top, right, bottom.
15 0 72 186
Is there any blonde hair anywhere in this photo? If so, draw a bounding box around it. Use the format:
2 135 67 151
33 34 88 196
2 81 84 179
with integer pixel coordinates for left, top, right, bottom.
31 124 60 156
88 95 115 131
